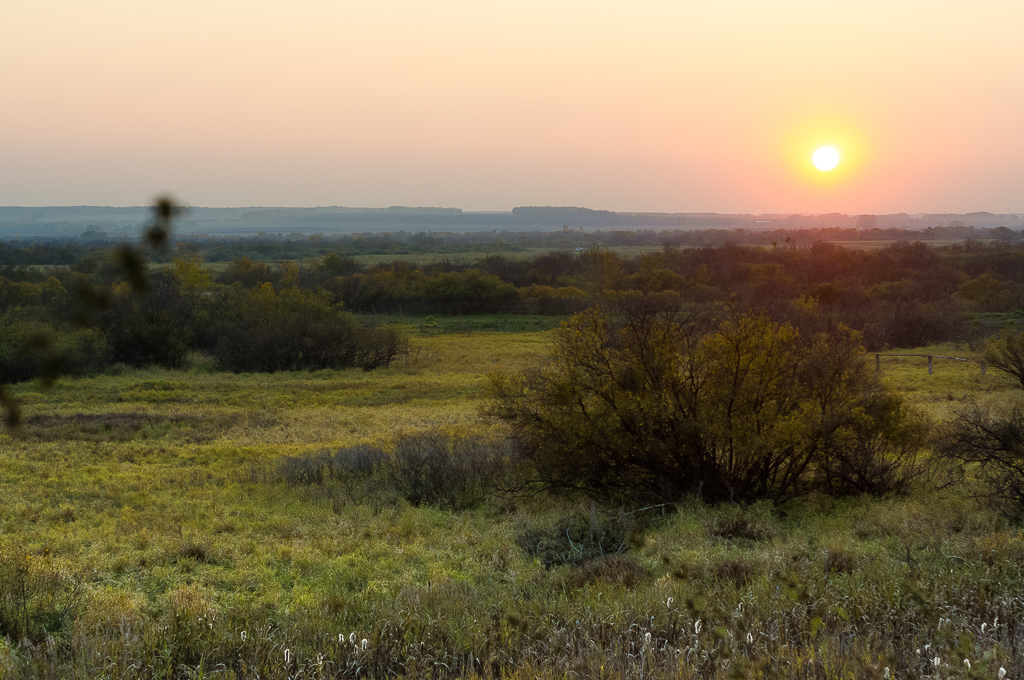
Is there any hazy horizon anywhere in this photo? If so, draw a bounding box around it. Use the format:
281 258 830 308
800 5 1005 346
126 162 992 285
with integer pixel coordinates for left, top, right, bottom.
4 1 1022 214
3 204 1023 219
2 203 1024 217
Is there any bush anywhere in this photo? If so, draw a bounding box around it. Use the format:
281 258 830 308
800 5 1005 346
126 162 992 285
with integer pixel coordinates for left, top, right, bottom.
704 501 780 542
565 554 647 589
0 313 111 384
815 387 931 496
386 433 525 509
99 277 194 368
487 300 928 505
213 283 407 372
516 509 643 568
937 402 1024 519
280 433 527 510
280 444 388 489
0 546 83 643
985 327 1024 390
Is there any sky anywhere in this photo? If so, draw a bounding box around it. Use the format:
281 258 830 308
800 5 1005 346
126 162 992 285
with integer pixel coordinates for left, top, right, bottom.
3 1 1023 214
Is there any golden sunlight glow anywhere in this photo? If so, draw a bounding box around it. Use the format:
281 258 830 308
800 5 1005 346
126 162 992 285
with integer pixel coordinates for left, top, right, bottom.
812 146 840 171
3 3 1022 210
775 118 870 210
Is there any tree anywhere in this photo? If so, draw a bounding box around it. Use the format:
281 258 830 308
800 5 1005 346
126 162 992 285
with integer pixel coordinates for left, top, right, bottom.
985 327 1024 390
99 273 195 368
212 282 406 372
487 297 927 504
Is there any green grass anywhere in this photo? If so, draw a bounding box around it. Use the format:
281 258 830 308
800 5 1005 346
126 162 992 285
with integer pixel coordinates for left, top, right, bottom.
365 313 567 334
871 341 1015 420
1 332 1023 678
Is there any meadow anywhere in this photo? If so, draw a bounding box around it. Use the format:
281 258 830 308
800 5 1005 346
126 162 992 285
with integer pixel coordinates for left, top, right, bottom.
1 323 1023 679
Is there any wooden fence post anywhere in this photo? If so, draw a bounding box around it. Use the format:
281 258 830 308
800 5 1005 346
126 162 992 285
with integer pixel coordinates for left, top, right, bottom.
928 355 933 375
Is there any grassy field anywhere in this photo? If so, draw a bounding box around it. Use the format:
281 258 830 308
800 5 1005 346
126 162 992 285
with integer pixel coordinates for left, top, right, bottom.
1 328 1023 678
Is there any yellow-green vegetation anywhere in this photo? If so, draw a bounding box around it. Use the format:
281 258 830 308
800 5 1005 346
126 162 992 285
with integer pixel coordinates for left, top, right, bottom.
1 330 1023 678
489 308 934 504
872 343 1010 419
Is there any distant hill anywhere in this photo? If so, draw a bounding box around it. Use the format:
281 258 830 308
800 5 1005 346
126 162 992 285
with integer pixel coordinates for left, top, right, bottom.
0 205 1021 238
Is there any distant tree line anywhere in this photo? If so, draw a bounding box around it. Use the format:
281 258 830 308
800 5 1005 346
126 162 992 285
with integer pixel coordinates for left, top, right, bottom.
0 253 406 383
3 234 1024 383
1 222 1020 265
189 238 1024 346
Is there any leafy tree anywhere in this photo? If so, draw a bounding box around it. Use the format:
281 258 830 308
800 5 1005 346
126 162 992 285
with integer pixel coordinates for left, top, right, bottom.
958 273 1016 312
220 257 272 288
213 282 406 372
0 313 110 384
99 274 195 368
169 253 218 349
419 269 518 314
487 298 926 504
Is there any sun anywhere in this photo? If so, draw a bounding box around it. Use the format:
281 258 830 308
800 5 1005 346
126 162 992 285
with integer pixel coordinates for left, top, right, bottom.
812 146 840 171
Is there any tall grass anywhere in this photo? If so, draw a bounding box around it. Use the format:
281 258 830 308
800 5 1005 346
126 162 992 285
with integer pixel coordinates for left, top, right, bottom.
0 333 1022 678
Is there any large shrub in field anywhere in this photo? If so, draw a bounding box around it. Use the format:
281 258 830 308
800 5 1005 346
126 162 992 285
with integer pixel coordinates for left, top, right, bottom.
213 282 405 372
487 298 927 504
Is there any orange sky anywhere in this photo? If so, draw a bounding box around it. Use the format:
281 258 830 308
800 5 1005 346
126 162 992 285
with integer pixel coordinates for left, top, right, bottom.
2 1 1023 213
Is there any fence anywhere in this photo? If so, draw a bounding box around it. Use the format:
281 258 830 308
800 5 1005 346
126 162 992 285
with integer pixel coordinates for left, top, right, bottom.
872 353 985 375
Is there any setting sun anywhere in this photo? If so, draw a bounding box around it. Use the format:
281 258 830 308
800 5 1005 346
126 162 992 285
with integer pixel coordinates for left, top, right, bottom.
812 146 840 171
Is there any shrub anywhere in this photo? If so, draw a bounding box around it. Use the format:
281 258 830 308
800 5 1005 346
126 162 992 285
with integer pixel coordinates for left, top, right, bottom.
713 558 757 586
566 554 647 589
386 433 525 509
0 314 111 384
279 450 337 486
280 433 527 510
937 402 1024 519
0 546 83 643
213 283 407 372
985 327 1024 390
176 541 215 565
487 300 929 505
99 275 195 368
516 509 643 568
815 387 931 496
704 501 780 542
